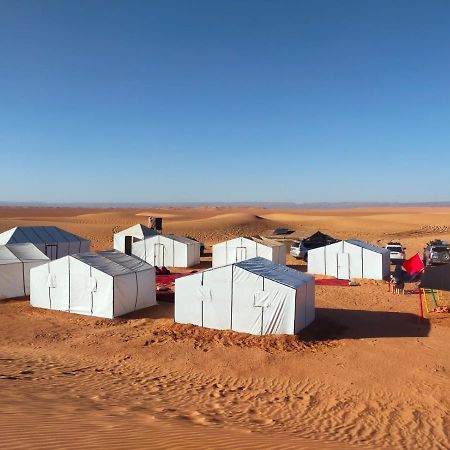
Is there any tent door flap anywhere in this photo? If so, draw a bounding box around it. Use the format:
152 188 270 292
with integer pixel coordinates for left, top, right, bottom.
337 253 350 280
124 236 133 255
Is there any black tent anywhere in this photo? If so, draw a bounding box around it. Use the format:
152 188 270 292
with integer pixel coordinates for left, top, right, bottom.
302 231 337 244
420 264 450 291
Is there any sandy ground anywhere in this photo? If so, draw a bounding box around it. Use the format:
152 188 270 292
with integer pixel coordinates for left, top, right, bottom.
0 206 449 450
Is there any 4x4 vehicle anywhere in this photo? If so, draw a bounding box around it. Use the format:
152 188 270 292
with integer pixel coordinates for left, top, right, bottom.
423 240 450 266
290 231 338 261
385 242 406 264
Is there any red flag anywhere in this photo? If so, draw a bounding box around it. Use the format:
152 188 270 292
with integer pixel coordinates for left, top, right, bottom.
402 253 424 275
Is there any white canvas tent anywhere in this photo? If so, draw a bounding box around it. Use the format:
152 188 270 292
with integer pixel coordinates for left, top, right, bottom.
212 236 286 267
30 250 156 318
0 243 49 300
131 234 201 268
307 239 390 280
175 257 315 335
113 224 158 255
0 226 90 260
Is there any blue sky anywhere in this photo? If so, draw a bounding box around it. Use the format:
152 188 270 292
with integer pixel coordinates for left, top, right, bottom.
1 0 449 203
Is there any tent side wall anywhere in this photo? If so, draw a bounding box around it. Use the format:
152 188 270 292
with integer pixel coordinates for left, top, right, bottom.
113 272 137 318
307 246 326 275
231 266 264 334
304 278 315 329
186 242 201 267
260 278 297 335
113 269 156 317
90 267 114 318
172 239 186 267
30 257 70 311
113 234 125 253
343 242 363 279
23 261 48 296
0 262 23 300
212 241 227 267
69 257 95 316
135 269 156 310
174 272 204 326
30 262 51 308
202 265 233 330
361 248 390 280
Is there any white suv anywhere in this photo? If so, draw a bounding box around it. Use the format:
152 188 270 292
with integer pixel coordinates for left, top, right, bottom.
385 242 406 264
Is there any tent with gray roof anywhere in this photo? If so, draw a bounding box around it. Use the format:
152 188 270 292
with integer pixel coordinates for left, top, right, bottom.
307 239 390 280
0 243 49 299
130 234 201 267
30 250 156 318
113 224 158 255
0 226 90 260
212 236 286 267
175 257 314 335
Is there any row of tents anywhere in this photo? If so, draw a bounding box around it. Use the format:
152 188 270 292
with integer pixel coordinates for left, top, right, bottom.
0 224 448 336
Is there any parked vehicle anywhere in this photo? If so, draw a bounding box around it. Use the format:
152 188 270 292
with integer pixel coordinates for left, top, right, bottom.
290 231 338 261
385 242 406 264
423 240 450 266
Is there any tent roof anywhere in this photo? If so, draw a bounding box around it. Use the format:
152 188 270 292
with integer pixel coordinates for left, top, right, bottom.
165 234 199 245
346 239 389 254
0 226 89 245
0 243 49 265
115 224 158 238
249 236 284 248
72 250 153 277
235 257 313 289
303 231 337 243
420 264 450 291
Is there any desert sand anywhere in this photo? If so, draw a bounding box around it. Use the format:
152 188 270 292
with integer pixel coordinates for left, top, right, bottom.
0 206 449 450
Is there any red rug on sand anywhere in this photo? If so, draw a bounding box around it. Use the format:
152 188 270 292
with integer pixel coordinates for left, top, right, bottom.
315 278 349 287
156 273 191 302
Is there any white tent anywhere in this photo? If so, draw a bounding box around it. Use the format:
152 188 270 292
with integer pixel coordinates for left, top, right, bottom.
0 243 49 300
175 257 315 335
30 250 156 318
307 239 390 280
113 224 158 255
131 234 201 268
212 236 286 267
0 226 90 260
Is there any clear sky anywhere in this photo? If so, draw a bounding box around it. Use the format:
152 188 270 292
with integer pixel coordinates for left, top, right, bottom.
1 1 449 204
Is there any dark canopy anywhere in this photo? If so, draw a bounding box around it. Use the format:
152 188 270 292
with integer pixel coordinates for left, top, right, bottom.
420 264 450 291
303 231 337 244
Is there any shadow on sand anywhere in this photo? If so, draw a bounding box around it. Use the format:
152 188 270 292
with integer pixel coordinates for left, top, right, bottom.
301 307 430 341
123 302 174 320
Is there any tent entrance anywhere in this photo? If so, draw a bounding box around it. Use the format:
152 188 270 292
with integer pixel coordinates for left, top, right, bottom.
236 246 247 262
124 236 133 256
154 243 165 266
45 245 57 260
337 253 350 279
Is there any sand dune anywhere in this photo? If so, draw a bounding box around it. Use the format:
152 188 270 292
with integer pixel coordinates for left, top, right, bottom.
0 206 449 449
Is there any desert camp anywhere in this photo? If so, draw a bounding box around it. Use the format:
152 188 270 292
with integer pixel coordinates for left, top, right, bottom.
2 2 450 449
0 206 449 450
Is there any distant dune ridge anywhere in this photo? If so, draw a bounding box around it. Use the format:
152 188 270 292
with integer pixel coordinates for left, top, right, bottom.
0 206 449 450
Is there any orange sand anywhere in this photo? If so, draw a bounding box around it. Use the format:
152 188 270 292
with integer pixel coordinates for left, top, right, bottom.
0 206 449 450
